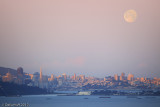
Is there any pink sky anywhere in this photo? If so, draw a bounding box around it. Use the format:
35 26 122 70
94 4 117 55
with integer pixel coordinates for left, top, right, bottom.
0 0 160 78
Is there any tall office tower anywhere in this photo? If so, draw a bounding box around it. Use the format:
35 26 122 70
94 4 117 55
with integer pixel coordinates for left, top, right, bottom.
39 67 43 83
62 73 67 80
120 72 125 81
39 75 48 89
17 67 24 84
82 75 85 81
56 75 61 81
50 74 54 81
79 75 85 81
29 74 33 80
140 77 144 82
73 73 76 80
58 77 63 86
32 72 40 87
17 67 23 76
114 74 119 81
33 72 40 82
127 74 134 81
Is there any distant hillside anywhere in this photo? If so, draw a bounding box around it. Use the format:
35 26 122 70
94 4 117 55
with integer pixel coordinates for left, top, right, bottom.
0 67 17 76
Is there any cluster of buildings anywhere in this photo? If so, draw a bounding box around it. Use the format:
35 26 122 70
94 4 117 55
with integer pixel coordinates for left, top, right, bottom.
0 67 160 91
103 73 160 89
1 67 24 85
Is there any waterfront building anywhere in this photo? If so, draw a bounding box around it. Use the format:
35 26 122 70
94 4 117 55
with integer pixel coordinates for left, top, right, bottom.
77 91 92 95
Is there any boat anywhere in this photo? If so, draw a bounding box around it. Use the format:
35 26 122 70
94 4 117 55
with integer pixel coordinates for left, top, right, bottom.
46 98 52 100
99 96 111 98
127 96 137 98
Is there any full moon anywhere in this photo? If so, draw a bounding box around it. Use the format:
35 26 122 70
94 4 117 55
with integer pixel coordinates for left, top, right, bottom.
124 10 137 23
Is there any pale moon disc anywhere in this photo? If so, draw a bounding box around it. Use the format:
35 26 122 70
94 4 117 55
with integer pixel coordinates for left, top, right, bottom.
124 10 137 23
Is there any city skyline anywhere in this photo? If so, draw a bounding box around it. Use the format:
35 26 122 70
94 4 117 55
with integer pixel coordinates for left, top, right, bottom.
1 66 159 79
27 67 160 79
1 66 160 92
2 66 159 78
0 0 160 78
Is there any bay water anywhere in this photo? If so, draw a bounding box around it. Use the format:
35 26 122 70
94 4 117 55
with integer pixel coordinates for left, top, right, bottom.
0 95 160 107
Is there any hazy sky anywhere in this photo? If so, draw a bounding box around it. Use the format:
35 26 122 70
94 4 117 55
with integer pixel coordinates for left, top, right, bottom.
0 0 160 78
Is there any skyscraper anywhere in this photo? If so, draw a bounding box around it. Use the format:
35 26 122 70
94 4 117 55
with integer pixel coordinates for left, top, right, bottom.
114 74 118 81
73 73 76 80
127 74 134 81
17 67 24 84
39 67 43 83
50 74 54 81
120 72 125 81
79 75 85 82
62 73 67 80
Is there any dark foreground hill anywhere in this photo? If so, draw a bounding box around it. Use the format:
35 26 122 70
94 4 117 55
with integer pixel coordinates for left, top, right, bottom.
0 81 48 96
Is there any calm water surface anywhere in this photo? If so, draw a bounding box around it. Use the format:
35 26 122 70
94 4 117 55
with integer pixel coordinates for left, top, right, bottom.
0 95 160 107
